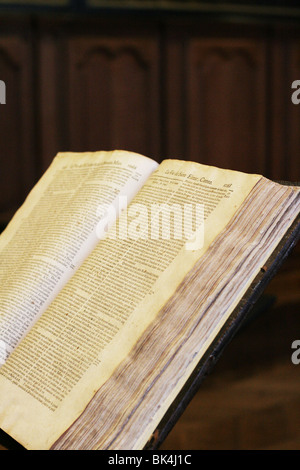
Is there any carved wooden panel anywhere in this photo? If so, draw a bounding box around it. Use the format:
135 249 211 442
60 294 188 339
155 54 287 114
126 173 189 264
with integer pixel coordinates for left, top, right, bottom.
0 35 35 224
185 38 267 174
270 27 300 182
67 35 161 160
38 32 67 171
288 42 300 182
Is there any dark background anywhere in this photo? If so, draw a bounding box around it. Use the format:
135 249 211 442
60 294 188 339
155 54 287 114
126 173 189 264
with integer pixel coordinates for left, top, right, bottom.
1 0 300 227
0 0 299 450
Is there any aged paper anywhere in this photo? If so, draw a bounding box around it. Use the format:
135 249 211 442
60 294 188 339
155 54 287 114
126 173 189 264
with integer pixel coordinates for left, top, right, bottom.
0 150 158 358
0 159 260 449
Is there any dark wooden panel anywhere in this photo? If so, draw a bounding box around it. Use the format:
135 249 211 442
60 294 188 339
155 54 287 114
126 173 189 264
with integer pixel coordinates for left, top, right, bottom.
185 37 267 173
270 27 300 182
67 34 161 160
38 33 65 172
288 41 300 182
165 33 186 161
0 34 35 224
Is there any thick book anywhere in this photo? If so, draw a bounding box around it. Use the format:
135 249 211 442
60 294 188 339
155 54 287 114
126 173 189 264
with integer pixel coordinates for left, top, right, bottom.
0 150 299 450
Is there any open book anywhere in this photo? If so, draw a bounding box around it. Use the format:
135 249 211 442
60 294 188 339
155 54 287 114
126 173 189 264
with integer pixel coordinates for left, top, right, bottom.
0 150 299 450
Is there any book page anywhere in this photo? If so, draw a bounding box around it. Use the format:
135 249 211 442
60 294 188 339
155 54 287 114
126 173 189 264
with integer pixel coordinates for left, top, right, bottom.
0 159 260 449
87 178 299 451
0 150 158 360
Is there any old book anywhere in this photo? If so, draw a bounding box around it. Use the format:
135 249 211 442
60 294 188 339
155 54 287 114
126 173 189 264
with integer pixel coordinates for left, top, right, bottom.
0 150 299 450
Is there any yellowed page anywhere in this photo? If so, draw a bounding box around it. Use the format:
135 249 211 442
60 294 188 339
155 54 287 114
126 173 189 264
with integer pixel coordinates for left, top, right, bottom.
132 181 300 451
0 159 260 449
0 150 158 361
51 177 300 450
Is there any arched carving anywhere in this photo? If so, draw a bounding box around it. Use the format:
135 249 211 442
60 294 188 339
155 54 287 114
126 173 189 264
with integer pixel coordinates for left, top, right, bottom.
77 45 149 70
187 39 266 174
195 46 258 70
68 37 160 157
